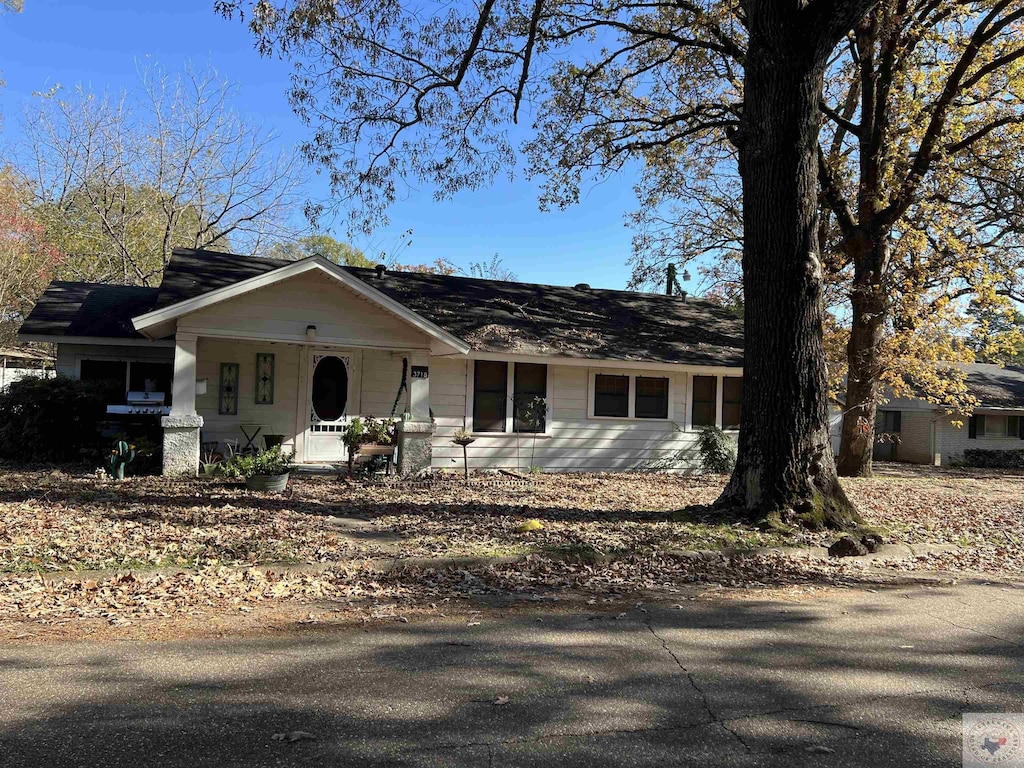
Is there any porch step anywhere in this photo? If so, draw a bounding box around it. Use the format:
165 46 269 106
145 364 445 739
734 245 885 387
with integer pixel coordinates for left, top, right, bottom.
292 463 342 476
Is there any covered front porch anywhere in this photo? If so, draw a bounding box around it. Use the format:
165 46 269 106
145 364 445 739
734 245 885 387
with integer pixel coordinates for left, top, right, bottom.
162 334 432 475
128 257 468 477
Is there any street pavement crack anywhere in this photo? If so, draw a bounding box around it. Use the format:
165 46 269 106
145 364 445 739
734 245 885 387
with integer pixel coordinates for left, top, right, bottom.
644 615 753 754
921 610 1023 648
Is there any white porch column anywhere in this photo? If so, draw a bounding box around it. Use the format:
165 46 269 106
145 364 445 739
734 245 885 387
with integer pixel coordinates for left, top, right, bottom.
170 333 198 415
408 351 430 421
397 351 434 476
161 332 204 476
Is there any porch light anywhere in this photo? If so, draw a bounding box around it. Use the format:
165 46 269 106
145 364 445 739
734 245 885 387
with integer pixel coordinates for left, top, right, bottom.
306 325 317 339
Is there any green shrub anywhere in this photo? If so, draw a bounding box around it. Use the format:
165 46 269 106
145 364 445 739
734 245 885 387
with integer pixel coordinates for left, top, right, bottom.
962 448 1024 468
0 376 112 462
697 425 736 474
221 446 294 479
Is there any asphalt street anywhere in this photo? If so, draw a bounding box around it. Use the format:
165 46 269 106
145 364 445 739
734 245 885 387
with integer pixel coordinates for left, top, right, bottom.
1 579 1022 767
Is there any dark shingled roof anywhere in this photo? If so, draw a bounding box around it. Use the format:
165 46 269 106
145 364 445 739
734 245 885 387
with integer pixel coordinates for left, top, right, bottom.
153 249 291 310
23 248 745 367
966 364 1024 408
20 282 159 340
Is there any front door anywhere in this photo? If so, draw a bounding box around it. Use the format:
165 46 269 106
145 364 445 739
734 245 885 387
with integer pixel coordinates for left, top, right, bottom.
305 351 358 462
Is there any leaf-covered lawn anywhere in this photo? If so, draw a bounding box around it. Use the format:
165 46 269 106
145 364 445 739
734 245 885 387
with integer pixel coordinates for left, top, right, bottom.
1 467 1022 575
0 466 1022 631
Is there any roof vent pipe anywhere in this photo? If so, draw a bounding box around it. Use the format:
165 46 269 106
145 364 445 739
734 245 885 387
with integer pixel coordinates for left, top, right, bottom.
374 263 387 279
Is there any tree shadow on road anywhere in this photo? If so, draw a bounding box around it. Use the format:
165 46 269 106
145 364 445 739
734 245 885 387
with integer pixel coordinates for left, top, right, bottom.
1 582 1021 767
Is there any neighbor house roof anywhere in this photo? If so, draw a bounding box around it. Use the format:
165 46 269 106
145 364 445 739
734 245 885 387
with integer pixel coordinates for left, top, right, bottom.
965 364 1024 409
22 248 745 367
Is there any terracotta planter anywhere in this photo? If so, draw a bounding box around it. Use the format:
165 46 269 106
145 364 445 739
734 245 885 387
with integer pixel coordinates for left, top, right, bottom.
245 472 290 492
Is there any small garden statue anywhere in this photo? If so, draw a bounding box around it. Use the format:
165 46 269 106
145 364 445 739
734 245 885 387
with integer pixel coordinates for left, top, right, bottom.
107 440 137 480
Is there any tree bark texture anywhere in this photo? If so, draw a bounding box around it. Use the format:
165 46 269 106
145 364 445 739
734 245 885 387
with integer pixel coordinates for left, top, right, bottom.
716 7 865 530
837 235 889 477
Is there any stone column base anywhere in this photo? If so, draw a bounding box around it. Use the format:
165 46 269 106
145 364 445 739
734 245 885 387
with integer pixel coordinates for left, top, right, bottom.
396 420 434 476
161 414 204 477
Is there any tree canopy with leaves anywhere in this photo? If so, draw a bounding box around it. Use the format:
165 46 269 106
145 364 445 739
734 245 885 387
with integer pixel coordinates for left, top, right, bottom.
220 0 877 528
267 234 374 266
0 167 62 345
624 0 1024 477
17 63 306 287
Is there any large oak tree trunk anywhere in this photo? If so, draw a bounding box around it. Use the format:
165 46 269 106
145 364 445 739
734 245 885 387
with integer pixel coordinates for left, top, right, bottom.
837 237 889 477
714 12 864 530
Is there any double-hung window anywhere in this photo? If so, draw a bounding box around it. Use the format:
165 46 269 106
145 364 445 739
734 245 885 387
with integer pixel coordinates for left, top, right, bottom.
690 375 743 430
722 377 743 430
513 363 548 433
593 374 630 417
472 361 508 433
635 377 669 419
471 361 549 433
591 373 671 419
691 375 717 428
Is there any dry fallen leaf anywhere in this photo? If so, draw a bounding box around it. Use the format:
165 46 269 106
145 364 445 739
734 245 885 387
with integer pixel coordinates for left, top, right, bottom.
272 731 317 743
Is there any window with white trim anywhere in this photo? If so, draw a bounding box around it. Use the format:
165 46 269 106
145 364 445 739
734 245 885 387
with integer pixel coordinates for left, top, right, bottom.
635 376 669 419
982 414 1020 438
471 361 550 433
722 377 743 430
472 360 508 433
513 363 548 433
691 375 717 428
589 372 672 420
593 374 630 417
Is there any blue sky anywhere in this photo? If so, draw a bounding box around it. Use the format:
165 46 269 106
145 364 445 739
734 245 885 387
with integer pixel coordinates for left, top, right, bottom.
0 0 644 289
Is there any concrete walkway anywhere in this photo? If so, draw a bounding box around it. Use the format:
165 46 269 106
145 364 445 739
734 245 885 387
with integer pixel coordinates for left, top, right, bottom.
1 579 1022 767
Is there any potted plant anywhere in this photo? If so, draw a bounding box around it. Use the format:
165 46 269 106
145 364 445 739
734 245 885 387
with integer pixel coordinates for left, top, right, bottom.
342 417 396 475
222 445 294 491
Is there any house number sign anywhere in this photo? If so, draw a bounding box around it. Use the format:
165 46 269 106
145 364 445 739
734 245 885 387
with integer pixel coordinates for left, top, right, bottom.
411 366 429 379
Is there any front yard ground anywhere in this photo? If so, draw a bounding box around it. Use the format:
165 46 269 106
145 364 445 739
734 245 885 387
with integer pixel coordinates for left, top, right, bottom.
0 464 1021 639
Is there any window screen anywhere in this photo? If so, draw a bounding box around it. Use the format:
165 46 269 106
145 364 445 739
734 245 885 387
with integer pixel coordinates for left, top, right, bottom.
513 363 547 433
635 377 669 419
473 361 508 432
874 410 901 434
692 375 717 427
985 414 1011 438
129 362 174 403
80 360 128 402
722 377 743 429
594 374 629 417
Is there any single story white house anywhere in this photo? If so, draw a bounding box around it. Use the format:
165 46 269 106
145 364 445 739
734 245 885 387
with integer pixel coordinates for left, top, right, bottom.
19 248 745 476
829 364 1024 466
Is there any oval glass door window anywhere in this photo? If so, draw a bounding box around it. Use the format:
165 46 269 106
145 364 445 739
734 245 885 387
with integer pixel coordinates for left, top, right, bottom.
312 356 348 422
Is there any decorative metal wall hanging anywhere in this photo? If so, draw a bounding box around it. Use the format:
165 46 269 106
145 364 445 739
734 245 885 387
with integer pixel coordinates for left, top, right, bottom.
219 362 239 415
255 353 275 404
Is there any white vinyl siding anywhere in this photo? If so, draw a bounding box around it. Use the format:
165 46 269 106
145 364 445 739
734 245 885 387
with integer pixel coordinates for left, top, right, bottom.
179 269 431 350
195 339 302 453
434 361 717 472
